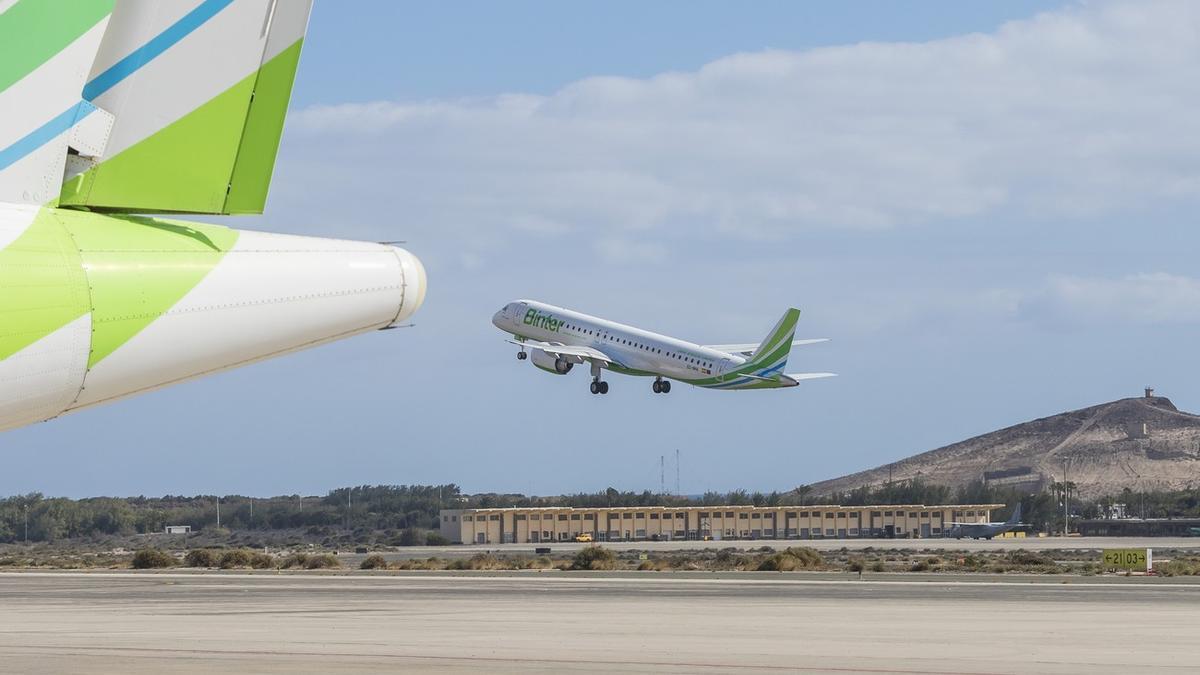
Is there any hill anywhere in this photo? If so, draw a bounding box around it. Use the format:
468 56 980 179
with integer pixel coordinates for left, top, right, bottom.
808 392 1200 499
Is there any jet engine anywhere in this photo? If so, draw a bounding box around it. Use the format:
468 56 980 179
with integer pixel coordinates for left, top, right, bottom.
530 350 573 374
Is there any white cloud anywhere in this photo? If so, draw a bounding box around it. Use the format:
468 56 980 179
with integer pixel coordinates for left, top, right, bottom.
288 0 1200 244
1020 272 1200 326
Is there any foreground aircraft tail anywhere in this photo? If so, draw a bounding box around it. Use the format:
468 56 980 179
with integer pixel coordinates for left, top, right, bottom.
0 0 311 214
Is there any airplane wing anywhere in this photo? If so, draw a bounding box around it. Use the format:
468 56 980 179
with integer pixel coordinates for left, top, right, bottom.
507 339 624 368
782 372 837 383
704 338 829 356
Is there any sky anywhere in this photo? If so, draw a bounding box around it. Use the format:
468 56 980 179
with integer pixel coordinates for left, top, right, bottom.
6 0 1200 499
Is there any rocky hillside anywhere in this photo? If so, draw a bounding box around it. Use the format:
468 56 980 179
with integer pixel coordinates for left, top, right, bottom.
809 394 1200 499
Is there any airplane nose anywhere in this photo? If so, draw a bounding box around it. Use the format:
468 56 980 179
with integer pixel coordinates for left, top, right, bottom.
492 310 505 329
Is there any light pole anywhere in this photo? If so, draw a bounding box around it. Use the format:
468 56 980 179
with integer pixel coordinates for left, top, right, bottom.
23 504 28 542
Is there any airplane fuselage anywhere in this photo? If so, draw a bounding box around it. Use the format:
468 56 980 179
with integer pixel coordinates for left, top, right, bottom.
492 300 815 392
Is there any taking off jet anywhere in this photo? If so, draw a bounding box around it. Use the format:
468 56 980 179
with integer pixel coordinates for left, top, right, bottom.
0 1 426 432
493 300 834 394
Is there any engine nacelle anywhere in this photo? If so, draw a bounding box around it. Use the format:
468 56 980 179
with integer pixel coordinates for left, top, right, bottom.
530 350 573 374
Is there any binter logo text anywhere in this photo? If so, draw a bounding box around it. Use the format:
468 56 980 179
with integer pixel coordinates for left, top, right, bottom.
524 309 563 332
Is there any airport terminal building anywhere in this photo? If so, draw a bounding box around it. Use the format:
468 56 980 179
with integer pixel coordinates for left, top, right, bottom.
439 503 1004 544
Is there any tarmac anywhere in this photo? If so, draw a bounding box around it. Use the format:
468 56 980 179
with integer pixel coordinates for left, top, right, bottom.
1 570 1198 674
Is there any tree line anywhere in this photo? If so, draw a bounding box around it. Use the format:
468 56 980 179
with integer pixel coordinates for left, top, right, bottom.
5 481 1200 543
0 484 461 543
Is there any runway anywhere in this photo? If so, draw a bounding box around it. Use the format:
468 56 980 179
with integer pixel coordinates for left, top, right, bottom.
1 570 1197 674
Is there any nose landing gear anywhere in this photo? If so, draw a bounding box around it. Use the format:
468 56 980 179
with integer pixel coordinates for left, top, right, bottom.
652 378 671 394
516 349 527 360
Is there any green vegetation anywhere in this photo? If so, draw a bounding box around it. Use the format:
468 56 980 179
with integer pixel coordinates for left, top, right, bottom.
131 549 175 569
571 546 617 570
304 554 341 570
1154 558 1200 576
757 547 823 571
218 549 274 569
0 485 459 543
360 554 388 570
183 549 221 568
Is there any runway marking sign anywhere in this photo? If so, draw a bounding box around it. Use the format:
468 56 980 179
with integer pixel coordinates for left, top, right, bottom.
1102 548 1151 572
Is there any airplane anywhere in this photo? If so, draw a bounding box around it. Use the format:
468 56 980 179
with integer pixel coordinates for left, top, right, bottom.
948 504 1025 540
0 1 425 433
492 300 834 394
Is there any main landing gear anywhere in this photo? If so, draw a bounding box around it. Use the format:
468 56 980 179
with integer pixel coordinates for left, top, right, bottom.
516 349 527 360
652 377 671 394
589 362 609 395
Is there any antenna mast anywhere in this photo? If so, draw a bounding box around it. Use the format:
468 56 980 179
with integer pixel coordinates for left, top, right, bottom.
660 455 665 495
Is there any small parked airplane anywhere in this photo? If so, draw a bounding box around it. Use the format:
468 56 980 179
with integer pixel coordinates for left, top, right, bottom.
948 504 1026 540
493 300 834 394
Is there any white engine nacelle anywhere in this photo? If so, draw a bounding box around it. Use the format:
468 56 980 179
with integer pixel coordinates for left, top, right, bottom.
530 350 573 375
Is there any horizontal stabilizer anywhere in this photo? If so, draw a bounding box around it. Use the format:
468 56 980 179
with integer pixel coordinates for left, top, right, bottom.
705 338 828 357
784 372 838 382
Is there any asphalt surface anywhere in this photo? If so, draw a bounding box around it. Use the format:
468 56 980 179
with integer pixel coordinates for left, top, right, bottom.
1 570 1197 673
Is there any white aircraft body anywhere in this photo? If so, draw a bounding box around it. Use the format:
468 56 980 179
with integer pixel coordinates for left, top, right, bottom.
493 300 834 394
948 504 1026 540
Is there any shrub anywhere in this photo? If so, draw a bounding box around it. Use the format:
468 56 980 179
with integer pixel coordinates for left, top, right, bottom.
1007 550 1054 567
360 554 388 570
219 549 253 569
571 546 617 570
909 559 930 572
184 549 221 568
131 549 175 569
847 558 865 573
870 561 885 572
425 532 450 546
398 528 422 546
248 552 275 569
278 553 309 569
305 554 341 570
757 547 823 572
1154 559 1200 577
465 553 506 570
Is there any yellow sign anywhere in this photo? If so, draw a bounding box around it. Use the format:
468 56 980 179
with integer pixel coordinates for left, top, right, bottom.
1102 548 1151 571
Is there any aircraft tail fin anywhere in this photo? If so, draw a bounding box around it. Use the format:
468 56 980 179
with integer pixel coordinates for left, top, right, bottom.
744 308 801 375
0 1 114 205
1 1 312 214
55 0 313 214
1005 503 1023 526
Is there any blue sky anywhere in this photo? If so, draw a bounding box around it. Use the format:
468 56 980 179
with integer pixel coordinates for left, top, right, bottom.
7 0 1200 499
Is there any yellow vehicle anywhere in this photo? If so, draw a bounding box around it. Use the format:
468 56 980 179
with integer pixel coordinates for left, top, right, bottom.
574 533 593 543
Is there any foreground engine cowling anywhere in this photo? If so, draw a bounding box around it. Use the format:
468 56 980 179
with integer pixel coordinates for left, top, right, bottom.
530 349 573 374
0 204 426 432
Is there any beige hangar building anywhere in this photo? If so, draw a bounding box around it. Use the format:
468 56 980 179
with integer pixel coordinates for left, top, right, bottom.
439 503 1005 544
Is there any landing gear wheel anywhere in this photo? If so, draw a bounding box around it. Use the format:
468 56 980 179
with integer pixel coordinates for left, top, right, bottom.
599 381 609 394
590 381 599 394
660 380 671 393
517 351 527 360
652 381 662 393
